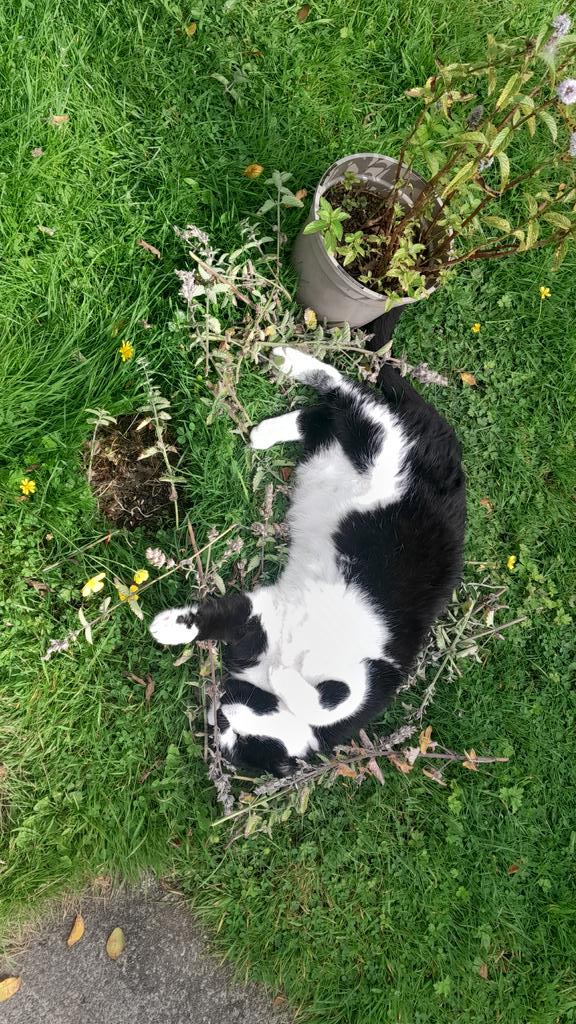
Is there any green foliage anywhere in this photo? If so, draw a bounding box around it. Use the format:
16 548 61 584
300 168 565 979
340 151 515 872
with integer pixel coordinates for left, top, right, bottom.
303 196 350 254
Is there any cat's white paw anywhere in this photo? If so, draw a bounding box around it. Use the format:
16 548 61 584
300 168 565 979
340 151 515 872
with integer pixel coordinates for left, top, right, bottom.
149 606 198 646
271 346 341 387
250 422 276 450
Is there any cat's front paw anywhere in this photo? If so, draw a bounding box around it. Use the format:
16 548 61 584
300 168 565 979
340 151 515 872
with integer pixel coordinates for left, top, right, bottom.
149 606 199 646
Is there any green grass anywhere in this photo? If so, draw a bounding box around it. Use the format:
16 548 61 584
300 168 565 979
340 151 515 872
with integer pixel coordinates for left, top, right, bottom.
1 1 576 1021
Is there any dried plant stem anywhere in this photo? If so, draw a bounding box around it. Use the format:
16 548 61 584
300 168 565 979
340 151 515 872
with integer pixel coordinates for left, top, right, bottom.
189 252 255 309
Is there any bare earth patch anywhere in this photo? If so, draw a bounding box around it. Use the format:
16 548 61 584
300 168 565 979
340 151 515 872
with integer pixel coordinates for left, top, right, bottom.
87 414 177 529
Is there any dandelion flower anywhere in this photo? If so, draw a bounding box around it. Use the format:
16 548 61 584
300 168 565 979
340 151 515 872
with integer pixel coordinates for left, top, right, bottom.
119 340 134 362
471 322 481 333
539 286 551 300
304 308 317 330
133 569 149 585
507 554 517 571
81 572 106 598
19 477 36 496
557 79 576 105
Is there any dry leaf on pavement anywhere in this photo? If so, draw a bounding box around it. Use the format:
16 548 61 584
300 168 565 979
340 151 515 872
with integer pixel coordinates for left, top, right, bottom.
0 977 21 1002
67 913 85 947
106 927 126 960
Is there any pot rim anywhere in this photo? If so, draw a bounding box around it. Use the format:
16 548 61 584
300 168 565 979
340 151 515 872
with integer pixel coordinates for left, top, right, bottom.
310 151 438 306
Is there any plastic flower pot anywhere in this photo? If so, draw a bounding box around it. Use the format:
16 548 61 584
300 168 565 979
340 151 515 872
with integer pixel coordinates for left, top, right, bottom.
292 152 444 330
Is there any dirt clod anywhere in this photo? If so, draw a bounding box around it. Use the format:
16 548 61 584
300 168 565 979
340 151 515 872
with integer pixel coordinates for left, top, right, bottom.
87 414 177 529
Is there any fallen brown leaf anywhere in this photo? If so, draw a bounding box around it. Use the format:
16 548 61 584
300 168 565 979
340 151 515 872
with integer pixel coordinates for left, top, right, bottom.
184 22 197 35
507 863 520 875
25 578 52 596
462 748 478 770
422 767 447 786
37 225 56 236
31 147 44 158
49 114 69 125
479 497 494 513
460 371 477 387
419 725 433 754
0 977 21 1002
294 188 308 201
144 675 155 706
67 913 85 947
387 752 413 774
367 758 385 784
297 4 311 20
479 963 488 980
243 163 264 179
280 466 292 482
106 927 125 960
137 239 161 258
334 763 357 779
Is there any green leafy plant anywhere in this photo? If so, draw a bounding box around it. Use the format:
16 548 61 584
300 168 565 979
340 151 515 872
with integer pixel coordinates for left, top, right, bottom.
302 195 350 254
303 14 576 306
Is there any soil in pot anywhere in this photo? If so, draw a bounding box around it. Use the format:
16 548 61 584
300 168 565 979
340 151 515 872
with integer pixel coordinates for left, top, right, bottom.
323 182 435 295
86 414 178 529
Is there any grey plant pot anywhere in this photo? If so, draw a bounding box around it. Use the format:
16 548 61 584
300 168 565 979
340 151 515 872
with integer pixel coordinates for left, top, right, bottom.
292 152 442 329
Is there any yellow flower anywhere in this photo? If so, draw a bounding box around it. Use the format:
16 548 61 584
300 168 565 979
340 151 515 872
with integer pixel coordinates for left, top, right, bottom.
119 340 134 362
118 584 139 602
304 308 317 330
539 286 551 300
81 572 106 598
133 569 149 585
471 322 481 333
507 554 517 571
264 325 277 339
19 477 37 496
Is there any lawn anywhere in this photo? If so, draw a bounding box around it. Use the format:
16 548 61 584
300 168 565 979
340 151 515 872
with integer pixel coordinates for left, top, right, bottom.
1 0 576 1021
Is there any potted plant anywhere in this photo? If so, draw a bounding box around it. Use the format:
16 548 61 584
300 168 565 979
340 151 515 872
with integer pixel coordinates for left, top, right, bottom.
292 14 576 330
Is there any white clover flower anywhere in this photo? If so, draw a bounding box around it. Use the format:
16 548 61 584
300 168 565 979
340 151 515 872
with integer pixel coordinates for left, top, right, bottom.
557 78 576 105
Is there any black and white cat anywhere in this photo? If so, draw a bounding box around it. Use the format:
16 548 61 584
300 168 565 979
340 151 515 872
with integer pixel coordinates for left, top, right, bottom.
150 346 466 775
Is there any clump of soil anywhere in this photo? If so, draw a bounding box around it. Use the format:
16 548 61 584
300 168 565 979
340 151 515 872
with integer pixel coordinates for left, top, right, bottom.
324 182 432 293
87 414 178 529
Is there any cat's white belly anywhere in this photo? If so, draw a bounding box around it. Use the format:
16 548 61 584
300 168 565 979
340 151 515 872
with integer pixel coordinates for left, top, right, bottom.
240 579 388 692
